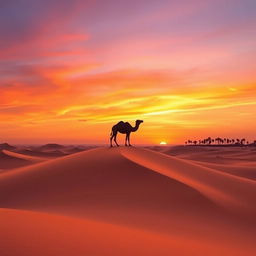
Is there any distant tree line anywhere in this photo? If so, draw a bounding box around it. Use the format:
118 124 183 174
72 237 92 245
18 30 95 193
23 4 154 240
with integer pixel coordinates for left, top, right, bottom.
185 137 256 146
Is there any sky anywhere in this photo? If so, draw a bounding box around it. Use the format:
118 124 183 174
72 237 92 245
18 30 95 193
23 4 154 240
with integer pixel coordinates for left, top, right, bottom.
0 0 256 144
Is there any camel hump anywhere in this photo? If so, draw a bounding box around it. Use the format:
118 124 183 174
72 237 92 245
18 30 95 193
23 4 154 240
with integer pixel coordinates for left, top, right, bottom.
117 121 125 125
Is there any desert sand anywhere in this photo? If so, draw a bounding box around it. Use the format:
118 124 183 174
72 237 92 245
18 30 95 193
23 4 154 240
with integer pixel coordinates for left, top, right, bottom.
0 145 255 256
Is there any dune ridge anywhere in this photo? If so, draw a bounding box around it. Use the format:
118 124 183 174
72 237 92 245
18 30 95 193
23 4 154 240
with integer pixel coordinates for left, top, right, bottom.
0 149 50 172
191 160 256 180
2 149 47 163
0 150 31 170
121 147 256 216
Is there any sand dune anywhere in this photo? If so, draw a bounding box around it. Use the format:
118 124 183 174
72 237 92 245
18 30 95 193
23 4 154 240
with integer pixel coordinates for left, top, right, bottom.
38 143 66 151
0 150 31 169
191 160 256 180
0 148 223 229
14 144 95 157
0 147 255 255
153 146 256 178
3 149 47 163
14 148 66 157
122 148 256 216
1 208 253 256
0 149 48 171
0 142 16 151
157 145 256 165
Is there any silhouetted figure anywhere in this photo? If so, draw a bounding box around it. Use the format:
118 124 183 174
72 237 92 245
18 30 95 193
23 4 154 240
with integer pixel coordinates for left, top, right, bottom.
110 120 143 147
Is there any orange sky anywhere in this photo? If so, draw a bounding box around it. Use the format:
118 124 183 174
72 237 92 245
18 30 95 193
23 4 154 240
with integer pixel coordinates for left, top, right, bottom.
0 0 256 144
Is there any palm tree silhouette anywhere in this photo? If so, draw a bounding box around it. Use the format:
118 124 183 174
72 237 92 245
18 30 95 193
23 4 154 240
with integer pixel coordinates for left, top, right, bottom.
241 138 246 145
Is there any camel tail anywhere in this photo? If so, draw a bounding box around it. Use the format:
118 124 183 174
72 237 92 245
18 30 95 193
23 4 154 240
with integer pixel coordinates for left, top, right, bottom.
110 129 113 137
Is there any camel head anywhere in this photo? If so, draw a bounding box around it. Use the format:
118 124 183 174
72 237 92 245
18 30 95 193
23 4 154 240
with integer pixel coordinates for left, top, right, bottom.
136 120 144 125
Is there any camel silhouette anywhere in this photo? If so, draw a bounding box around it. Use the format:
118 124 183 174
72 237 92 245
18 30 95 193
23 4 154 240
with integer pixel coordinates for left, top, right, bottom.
110 120 143 147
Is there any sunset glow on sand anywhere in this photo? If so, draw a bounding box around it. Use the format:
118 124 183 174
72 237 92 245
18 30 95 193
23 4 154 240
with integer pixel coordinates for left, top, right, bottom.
1 0 255 144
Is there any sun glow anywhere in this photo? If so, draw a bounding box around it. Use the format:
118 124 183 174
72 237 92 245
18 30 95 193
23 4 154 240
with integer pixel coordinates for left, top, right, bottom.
160 141 167 145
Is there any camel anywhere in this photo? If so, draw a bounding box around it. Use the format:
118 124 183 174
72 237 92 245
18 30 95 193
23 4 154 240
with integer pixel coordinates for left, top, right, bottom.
110 120 143 147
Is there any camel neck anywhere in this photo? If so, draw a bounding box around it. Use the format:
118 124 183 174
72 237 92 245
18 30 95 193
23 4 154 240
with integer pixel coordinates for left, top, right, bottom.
132 123 140 132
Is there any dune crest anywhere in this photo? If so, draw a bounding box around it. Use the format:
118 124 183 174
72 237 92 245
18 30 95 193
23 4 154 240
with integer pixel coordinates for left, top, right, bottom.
2 149 48 163
121 147 256 215
0 150 31 170
191 160 256 180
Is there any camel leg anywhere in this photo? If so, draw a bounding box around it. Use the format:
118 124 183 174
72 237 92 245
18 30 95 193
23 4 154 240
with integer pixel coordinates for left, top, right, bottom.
110 129 117 147
114 134 119 147
128 133 132 146
125 134 128 146
110 135 114 147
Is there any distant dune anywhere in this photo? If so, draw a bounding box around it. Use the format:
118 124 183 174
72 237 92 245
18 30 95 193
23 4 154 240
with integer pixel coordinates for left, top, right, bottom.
0 144 98 171
191 161 256 180
0 143 16 151
3 149 47 163
0 150 31 169
13 148 66 158
153 145 256 164
0 149 49 171
38 143 66 151
0 146 255 255
151 146 256 180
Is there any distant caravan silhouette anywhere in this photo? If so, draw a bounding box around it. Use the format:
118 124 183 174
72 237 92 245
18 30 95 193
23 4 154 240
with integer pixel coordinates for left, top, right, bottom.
110 120 143 147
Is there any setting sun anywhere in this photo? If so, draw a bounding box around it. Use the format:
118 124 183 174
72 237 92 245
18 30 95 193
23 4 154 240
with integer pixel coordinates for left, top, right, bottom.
160 141 167 145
